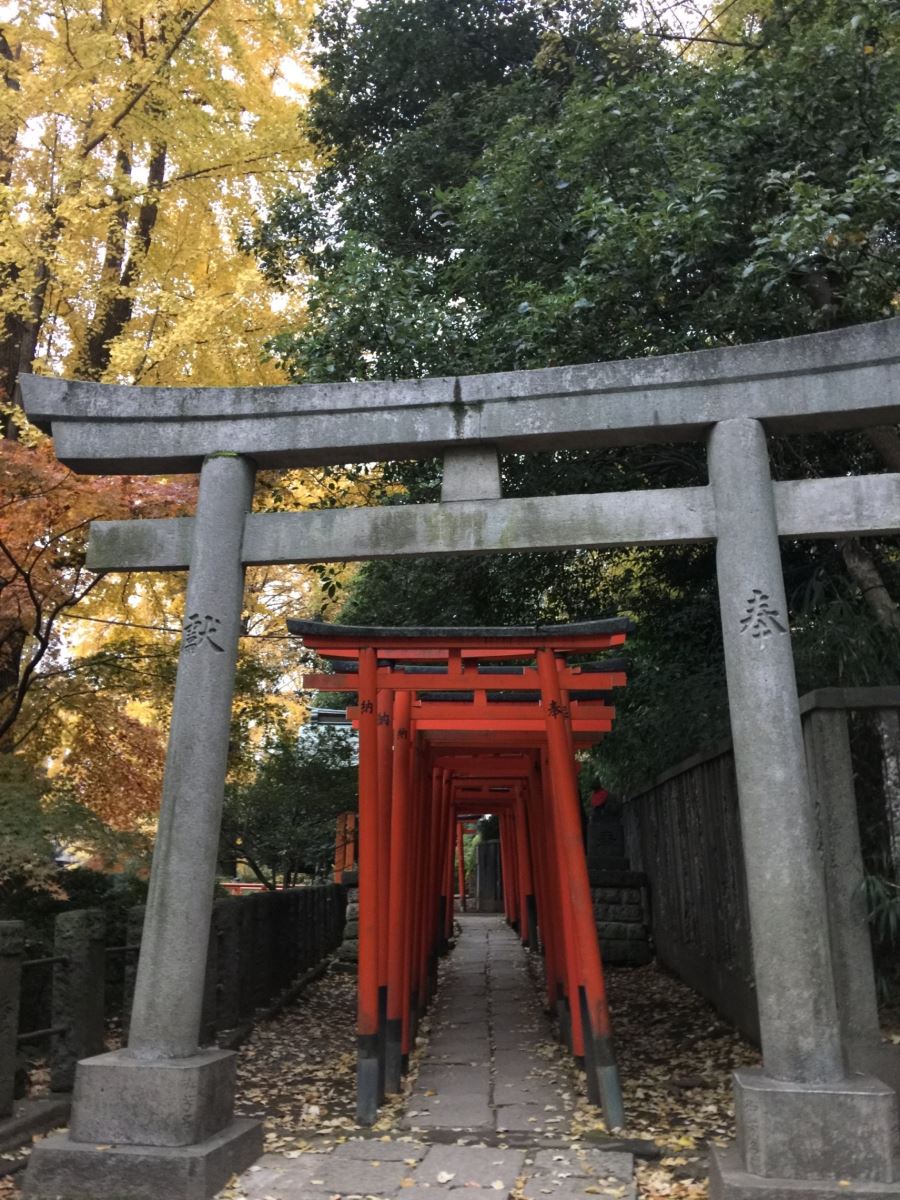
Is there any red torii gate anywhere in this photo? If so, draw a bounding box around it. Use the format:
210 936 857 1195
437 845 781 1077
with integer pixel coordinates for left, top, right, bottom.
451 815 479 912
292 619 631 1131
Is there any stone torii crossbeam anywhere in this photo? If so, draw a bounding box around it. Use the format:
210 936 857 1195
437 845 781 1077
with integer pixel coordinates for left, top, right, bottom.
18 317 900 1200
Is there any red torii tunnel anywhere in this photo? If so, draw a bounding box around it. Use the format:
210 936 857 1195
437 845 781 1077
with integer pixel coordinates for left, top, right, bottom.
291 619 632 1131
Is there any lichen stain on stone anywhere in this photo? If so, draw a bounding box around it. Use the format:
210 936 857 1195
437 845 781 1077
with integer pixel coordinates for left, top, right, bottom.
423 504 488 554
495 504 530 551
450 379 484 440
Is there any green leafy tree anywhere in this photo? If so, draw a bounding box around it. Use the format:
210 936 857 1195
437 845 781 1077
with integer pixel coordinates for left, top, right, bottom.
220 724 357 890
249 0 900 794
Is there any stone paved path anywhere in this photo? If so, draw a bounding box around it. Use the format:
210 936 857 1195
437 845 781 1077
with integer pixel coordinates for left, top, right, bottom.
226 915 635 1200
404 915 574 1137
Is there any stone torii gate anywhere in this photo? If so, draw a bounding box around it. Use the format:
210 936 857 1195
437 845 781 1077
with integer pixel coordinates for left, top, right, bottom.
18 318 900 1200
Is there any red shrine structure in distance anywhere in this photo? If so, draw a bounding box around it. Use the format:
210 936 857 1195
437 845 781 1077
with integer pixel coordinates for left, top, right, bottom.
291 619 633 1130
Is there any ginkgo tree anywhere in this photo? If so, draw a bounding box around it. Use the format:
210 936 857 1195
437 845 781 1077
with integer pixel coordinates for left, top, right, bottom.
0 0 367 892
0 0 314 406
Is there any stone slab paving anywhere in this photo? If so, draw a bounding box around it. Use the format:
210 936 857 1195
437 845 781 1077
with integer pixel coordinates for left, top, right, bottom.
404 917 571 1138
222 915 635 1200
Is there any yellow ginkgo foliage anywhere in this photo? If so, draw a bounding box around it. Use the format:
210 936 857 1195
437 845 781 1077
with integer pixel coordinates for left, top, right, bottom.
0 0 314 408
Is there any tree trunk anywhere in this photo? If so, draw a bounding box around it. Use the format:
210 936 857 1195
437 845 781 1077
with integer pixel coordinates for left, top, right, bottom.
840 539 900 632
0 31 22 434
875 710 900 886
76 141 167 380
242 849 276 891
0 623 27 753
864 425 900 474
73 148 132 379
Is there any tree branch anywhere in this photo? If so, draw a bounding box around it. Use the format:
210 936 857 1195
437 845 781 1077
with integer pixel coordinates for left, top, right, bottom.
644 30 755 49
0 564 106 743
81 0 219 158
840 539 900 632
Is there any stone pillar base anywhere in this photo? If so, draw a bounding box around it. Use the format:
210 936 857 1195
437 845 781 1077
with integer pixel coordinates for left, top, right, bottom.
23 1046 263 1199
710 1145 900 1199
23 1118 262 1200
848 1041 900 1102
68 1047 238 1147
734 1069 899 1182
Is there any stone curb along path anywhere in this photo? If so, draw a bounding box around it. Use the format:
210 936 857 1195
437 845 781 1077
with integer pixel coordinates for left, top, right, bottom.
223 916 635 1200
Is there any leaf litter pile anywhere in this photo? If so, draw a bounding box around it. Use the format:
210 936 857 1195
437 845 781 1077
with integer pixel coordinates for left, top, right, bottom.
579 965 760 1197
233 968 363 1144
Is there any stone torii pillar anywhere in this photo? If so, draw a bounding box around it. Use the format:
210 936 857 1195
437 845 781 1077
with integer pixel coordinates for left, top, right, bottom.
25 454 264 1200
708 419 899 1196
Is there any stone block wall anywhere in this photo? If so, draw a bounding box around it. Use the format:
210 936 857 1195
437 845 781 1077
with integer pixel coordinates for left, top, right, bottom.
587 807 653 967
592 871 653 968
335 886 359 973
136 883 346 1038
622 690 900 1044
197 883 346 1039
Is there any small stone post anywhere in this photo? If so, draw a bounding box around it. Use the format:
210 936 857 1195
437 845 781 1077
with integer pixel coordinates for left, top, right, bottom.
250 892 272 1010
314 887 325 966
288 888 301 978
267 892 281 996
25 453 263 1200
0 921 24 1118
707 418 898 1194
238 898 256 1020
50 909 106 1092
215 901 241 1031
121 905 144 1043
296 889 309 972
273 893 289 991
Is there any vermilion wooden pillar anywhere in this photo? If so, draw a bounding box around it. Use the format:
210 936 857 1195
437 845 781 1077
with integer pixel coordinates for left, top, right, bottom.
426 767 444 1001
376 688 393 1102
456 822 466 913
443 797 455 943
537 649 623 1130
503 811 520 930
385 690 412 1094
527 762 557 1009
356 647 381 1124
538 750 580 1053
415 763 436 1014
429 770 442 987
403 742 424 1057
498 814 512 925
515 786 537 950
